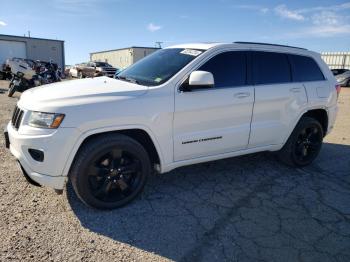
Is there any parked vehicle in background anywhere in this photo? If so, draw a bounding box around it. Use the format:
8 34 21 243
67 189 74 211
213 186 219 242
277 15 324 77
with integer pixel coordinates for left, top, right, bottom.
336 71 350 87
8 60 61 97
64 65 73 77
113 67 123 79
4 42 339 210
0 59 13 80
331 68 349 76
71 61 117 78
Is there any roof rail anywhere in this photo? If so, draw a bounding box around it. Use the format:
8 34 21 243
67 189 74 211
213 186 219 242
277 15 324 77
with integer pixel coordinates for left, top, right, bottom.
234 41 307 50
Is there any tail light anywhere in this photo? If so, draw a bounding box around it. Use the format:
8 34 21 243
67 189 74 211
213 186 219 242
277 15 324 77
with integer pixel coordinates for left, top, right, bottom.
335 84 341 99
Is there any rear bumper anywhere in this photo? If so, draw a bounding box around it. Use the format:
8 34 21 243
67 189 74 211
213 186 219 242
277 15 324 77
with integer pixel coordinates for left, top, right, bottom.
327 105 338 135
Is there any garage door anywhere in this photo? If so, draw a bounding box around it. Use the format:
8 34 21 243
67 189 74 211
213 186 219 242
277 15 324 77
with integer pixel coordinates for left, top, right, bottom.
0 40 26 65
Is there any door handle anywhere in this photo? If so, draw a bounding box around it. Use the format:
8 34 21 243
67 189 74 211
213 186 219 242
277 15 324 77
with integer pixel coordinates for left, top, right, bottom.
290 87 301 93
234 92 250 98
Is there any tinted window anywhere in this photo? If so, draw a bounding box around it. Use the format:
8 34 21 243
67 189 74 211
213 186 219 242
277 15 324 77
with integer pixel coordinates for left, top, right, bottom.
118 48 203 86
199 51 247 88
289 55 325 82
252 52 291 85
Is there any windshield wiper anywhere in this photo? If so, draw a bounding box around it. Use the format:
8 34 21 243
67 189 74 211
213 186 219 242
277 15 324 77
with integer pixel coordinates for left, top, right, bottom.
116 75 139 84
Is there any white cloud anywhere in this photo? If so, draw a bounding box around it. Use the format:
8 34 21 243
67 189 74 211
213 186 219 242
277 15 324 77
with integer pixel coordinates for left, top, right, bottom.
147 23 162 32
0 21 7 26
234 5 269 14
52 0 101 15
274 5 304 21
311 11 340 26
286 25 350 38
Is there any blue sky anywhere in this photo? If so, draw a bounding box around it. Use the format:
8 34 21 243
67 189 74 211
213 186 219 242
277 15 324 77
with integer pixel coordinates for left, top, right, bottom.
1 0 350 65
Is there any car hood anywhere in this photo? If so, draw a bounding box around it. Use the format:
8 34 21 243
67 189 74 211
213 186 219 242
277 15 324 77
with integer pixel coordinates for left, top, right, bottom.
19 77 148 111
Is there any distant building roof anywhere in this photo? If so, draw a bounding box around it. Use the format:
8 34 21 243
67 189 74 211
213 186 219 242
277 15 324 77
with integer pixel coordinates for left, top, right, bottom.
90 46 160 55
0 34 64 42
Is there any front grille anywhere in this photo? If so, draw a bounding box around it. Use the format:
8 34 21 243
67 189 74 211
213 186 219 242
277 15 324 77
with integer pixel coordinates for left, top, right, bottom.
11 106 24 130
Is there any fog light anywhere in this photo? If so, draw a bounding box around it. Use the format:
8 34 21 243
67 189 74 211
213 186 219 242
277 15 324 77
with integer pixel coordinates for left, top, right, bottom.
28 149 44 162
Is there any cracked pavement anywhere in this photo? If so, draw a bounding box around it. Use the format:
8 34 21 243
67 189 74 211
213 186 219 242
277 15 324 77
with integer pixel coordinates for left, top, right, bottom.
0 80 349 261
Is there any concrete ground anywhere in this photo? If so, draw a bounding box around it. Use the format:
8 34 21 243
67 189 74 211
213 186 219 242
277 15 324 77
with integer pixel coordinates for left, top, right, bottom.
0 80 349 262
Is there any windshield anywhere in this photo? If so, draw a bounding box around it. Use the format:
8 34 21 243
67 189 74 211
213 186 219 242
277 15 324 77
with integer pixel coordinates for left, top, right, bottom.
95 62 112 67
117 48 204 86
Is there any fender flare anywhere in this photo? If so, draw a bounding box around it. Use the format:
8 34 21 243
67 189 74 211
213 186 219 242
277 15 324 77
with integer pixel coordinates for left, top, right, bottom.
281 106 329 146
61 124 164 177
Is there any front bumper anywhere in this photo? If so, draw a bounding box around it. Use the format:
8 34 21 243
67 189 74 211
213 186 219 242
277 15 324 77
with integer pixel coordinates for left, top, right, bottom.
5 122 80 190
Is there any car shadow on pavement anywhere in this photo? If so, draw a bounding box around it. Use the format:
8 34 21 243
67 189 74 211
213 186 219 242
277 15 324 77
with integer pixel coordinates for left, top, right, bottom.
67 142 350 261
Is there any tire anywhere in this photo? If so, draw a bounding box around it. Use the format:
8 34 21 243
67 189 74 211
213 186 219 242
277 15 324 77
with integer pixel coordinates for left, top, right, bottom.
8 83 16 97
278 117 324 167
70 134 151 209
78 71 83 79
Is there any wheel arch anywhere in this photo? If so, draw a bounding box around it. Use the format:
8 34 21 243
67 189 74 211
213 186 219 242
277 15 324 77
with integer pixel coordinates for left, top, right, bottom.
301 108 328 136
62 126 163 177
280 107 329 148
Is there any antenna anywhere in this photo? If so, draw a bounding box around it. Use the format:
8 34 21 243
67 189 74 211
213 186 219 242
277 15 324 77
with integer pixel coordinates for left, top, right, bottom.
155 41 163 48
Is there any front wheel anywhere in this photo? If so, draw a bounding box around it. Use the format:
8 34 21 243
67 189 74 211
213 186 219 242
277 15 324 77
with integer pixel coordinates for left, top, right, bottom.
78 71 83 79
278 117 324 167
8 83 16 97
70 134 151 209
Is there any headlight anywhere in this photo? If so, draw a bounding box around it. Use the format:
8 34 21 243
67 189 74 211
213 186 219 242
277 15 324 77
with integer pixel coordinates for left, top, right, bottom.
28 111 65 129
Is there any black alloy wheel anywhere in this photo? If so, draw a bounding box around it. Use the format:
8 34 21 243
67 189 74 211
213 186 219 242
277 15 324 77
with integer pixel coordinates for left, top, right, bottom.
278 117 323 167
292 125 323 166
70 134 151 209
87 148 142 203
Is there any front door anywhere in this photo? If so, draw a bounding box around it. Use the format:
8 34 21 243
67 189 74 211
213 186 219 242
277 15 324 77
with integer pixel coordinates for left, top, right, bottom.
173 51 254 161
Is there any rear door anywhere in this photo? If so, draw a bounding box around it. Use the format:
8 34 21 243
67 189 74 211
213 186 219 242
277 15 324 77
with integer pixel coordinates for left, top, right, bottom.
248 51 308 148
173 51 254 161
288 54 329 101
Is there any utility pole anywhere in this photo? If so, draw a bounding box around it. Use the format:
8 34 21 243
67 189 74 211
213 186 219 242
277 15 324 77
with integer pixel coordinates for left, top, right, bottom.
28 31 31 37
155 41 163 48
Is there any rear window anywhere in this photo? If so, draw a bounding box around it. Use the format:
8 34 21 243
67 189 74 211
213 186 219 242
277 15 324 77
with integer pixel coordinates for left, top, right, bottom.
252 52 291 85
288 54 325 82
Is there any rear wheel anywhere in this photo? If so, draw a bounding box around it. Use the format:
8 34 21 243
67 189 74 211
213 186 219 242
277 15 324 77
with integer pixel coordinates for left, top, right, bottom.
8 83 16 97
278 117 323 167
70 134 151 209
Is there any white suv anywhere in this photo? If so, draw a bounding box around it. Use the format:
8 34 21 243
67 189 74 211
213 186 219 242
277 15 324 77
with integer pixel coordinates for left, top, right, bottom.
4 42 340 209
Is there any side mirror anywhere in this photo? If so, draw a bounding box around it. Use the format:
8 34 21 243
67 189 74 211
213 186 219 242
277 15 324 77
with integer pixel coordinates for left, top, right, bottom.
180 71 214 92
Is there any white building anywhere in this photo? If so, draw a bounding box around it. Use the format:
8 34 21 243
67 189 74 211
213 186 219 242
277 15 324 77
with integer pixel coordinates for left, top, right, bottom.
90 46 160 69
321 52 350 69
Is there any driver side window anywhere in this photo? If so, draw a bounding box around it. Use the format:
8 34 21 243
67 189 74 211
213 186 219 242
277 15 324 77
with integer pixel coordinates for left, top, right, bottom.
199 51 247 88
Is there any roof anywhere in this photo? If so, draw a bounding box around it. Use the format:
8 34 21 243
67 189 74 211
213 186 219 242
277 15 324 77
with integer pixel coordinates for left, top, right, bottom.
166 42 310 52
166 42 224 50
0 34 64 42
90 46 160 55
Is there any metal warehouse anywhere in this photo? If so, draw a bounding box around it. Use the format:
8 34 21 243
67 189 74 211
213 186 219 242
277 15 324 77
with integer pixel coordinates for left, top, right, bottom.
90 46 160 69
0 34 65 68
321 52 350 69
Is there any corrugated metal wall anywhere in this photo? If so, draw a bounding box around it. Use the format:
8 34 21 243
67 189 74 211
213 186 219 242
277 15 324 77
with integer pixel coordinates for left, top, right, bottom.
321 52 350 69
